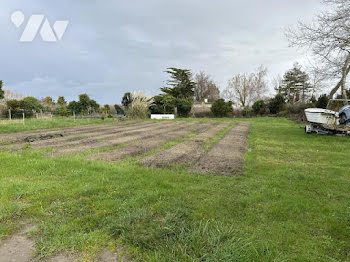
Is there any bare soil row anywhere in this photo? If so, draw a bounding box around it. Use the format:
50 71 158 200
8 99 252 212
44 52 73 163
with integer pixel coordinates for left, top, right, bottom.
0 121 152 146
1 121 156 151
35 121 173 151
86 122 214 162
48 121 195 156
0 121 123 143
190 122 251 176
1 120 251 177
141 122 231 168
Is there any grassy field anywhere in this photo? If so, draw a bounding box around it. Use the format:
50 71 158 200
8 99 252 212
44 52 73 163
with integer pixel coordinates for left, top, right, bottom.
0 117 350 261
0 117 117 134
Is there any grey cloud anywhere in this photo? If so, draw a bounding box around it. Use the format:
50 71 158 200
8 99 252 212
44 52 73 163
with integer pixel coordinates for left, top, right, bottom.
0 0 323 104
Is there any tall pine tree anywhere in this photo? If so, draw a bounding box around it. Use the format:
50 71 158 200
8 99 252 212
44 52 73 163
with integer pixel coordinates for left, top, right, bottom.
279 63 313 104
161 68 196 99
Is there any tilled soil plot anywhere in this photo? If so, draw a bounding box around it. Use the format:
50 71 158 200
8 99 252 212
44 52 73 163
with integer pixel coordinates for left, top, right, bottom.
30 121 160 150
141 122 231 168
2 122 172 152
190 122 251 176
0 121 123 144
0 121 146 150
47 121 188 157
86 121 212 162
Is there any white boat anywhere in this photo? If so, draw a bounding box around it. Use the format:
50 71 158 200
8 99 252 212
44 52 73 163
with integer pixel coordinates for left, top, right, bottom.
304 105 350 135
304 108 339 130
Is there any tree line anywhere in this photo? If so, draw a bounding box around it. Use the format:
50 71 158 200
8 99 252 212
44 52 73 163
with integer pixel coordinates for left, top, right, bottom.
0 90 114 118
0 61 339 119
1 0 349 119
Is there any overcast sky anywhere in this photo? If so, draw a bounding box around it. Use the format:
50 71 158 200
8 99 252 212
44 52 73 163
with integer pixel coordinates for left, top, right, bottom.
0 0 324 104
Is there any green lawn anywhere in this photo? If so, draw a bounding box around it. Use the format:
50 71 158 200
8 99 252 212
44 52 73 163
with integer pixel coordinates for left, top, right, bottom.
0 118 349 261
0 117 117 134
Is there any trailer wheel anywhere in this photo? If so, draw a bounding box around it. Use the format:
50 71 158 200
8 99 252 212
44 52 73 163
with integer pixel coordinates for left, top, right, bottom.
305 125 312 134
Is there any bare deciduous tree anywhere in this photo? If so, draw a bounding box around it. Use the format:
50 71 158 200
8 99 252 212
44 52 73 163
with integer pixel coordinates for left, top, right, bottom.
223 74 252 107
307 67 328 97
194 72 220 102
223 66 268 108
272 74 283 94
3 89 25 100
251 65 268 101
286 0 350 99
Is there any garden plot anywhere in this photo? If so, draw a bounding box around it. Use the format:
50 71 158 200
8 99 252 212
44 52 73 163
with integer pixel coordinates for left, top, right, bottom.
46 121 187 156
32 121 166 150
0 121 146 149
0 121 170 152
0 121 192 156
0 120 250 177
25 121 156 150
141 122 231 168
190 122 251 176
0 121 119 144
86 121 212 162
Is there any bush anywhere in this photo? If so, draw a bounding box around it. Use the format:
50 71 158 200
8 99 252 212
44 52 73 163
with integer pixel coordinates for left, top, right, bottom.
232 109 243 118
252 100 267 115
127 92 153 119
150 94 176 114
242 107 253 117
22 97 43 114
316 94 329 109
0 100 7 117
269 94 285 114
176 98 193 117
284 103 309 115
114 105 125 115
122 92 132 108
191 106 213 118
102 105 112 115
150 95 192 117
211 99 233 118
193 110 213 118
6 97 43 118
56 107 71 117
279 103 314 123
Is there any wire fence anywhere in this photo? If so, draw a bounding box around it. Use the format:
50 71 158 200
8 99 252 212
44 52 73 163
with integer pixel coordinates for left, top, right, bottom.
0 109 123 126
0 119 25 125
2 109 114 119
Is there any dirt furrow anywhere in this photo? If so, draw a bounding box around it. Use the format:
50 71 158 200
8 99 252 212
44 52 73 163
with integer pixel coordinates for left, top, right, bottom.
29 121 157 149
86 122 212 162
48 122 194 156
0 121 151 149
141 122 231 168
0 121 153 151
41 121 176 152
190 122 251 176
0 121 123 143
1 122 169 152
